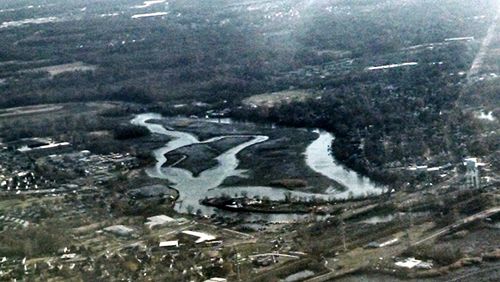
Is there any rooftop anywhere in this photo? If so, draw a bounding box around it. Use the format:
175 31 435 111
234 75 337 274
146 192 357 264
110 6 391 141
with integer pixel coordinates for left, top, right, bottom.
145 215 176 229
182 230 217 244
103 225 134 237
159 240 179 248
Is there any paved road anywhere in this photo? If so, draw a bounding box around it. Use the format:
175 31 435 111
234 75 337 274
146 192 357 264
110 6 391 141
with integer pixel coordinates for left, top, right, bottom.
467 3 500 82
445 264 500 282
248 253 300 259
306 207 500 282
413 207 500 246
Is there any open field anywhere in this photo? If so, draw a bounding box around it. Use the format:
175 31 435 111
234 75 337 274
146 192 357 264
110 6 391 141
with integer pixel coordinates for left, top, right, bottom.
242 90 313 108
25 62 97 78
0 104 63 117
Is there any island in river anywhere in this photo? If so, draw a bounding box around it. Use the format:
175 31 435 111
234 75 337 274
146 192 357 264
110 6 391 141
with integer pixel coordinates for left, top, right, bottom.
132 113 383 219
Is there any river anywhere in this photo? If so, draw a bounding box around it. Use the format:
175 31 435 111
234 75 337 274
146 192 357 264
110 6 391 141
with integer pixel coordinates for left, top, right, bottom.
131 113 382 221
305 129 381 198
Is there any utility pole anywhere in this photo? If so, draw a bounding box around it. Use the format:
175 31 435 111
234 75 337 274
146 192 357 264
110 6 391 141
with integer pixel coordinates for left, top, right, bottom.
235 253 241 282
406 204 413 247
340 218 347 252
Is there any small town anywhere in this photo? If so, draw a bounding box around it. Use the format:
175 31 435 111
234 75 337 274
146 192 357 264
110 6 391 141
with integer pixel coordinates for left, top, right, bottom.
0 0 499 281
0 101 496 281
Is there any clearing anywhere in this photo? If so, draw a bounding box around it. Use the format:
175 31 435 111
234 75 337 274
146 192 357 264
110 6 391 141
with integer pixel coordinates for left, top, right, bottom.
242 90 312 108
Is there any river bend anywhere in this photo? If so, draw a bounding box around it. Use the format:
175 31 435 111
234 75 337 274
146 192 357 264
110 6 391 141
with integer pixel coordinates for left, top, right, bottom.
131 113 382 221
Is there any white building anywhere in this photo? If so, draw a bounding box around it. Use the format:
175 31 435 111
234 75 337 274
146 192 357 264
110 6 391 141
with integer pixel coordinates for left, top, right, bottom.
204 278 227 282
145 215 176 229
464 158 480 189
181 230 217 244
103 225 134 237
159 240 179 248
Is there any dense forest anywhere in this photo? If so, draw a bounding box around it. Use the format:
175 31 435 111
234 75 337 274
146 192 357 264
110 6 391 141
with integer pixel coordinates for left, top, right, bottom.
0 0 498 185
0 0 496 107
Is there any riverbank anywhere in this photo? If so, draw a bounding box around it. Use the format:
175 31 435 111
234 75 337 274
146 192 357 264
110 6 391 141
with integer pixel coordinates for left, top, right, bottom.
132 113 385 220
201 196 343 215
162 136 254 176
150 117 344 193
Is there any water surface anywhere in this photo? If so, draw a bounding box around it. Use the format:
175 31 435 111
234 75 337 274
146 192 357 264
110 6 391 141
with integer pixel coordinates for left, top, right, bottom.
132 114 383 221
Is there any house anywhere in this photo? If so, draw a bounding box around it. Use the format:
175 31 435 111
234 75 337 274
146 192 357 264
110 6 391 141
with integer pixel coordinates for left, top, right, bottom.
159 240 179 248
103 225 134 237
145 215 176 229
365 238 399 249
395 257 433 269
204 278 227 282
60 253 77 260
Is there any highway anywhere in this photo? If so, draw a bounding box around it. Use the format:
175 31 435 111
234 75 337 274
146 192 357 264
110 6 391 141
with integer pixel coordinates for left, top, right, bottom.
413 207 500 246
